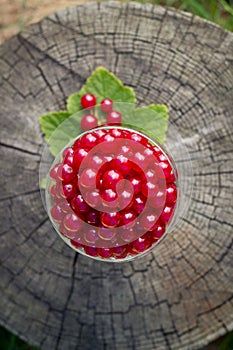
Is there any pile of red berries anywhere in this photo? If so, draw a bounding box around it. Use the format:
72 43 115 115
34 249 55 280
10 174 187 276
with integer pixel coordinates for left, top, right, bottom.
48 124 178 261
79 93 122 131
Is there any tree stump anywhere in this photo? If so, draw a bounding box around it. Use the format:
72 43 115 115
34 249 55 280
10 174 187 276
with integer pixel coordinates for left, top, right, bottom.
0 2 232 349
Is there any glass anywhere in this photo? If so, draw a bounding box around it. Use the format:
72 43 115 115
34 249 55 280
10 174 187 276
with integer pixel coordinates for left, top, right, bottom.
39 103 193 262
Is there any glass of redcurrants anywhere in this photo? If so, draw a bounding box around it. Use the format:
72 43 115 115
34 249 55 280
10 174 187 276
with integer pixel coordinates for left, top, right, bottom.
42 96 191 262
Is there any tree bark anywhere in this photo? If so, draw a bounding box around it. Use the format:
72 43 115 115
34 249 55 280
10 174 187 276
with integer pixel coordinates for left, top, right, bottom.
0 2 232 349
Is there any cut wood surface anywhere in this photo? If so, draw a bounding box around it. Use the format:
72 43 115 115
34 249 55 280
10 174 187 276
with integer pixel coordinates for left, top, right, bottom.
0 2 233 349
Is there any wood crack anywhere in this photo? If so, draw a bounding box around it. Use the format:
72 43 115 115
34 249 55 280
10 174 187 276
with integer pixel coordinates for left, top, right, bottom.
0 142 40 157
55 252 79 350
18 33 86 87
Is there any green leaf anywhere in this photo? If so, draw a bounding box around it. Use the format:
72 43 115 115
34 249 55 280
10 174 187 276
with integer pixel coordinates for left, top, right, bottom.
45 112 83 156
66 92 83 115
67 67 136 114
39 111 70 143
122 104 169 144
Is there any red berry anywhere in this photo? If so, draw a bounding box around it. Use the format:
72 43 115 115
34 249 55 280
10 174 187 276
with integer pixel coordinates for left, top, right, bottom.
167 169 176 183
150 189 166 209
153 145 163 158
113 155 131 175
121 227 136 243
88 155 104 170
81 114 98 131
143 147 154 158
80 132 98 149
133 151 150 170
101 188 118 203
127 245 138 256
109 128 123 138
60 222 77 239
132 235 151 252
100 98 113 113
84 246 98 257
51 204 64 223
93 129 106 138
133 221 145 236
133 152 146 168
73 148 88 169
130 133 148 146
62 163 76 183
98 248 113 259
158 153 167 162
160 205 174 223
73 138 82 150
50 184 57 197
113 246 127 258
140 211 159 231
63 152 76 169
84 228 98 244
62 147 74 159
85 190 101 208
71 240 83 249
99 133 117 153
71 193 89 213
119 144 131 156
80 93 96 109
50 163 62 181
133 194 146 214
150 223 166 242
159 161 172 180
166 184 177 204
118 187 134 211
55 182 65 199
62 182 77 200
63 213 83 232
107 111 122 124
145 168 159 183
102 169 123 190
86 210 100 226
53 195 62 204
59 201 71 213
142 181 159 198
120 209 137 228
79 168 97 189
101 212 120 228
98 226 117 241
114 252 128 259
129 175 141 195
103 155 114 164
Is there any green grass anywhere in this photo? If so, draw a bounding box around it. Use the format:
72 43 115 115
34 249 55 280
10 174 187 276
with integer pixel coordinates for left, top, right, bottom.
133 0 233 31
218 331 233 350
0 326 39 350
1 0 232 349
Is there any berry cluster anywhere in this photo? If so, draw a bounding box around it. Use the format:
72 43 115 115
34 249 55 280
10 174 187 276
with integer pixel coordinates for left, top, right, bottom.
49 126 178 261
80 94 122 131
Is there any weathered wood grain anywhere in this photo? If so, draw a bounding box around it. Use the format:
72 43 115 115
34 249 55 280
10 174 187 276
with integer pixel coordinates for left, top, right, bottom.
0 2 232 349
